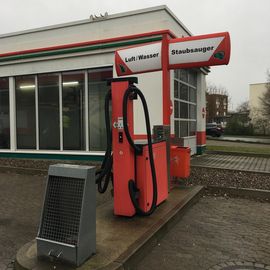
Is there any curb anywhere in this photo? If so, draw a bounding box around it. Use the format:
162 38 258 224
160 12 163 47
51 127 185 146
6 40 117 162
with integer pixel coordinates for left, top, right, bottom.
205 186 270 202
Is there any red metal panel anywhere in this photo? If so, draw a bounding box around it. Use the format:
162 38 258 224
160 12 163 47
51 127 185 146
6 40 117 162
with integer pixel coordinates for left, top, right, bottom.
136 141 168 212
111 80 136 217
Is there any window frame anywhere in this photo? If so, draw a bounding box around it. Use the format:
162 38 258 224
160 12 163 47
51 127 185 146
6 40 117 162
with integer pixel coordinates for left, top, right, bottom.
2 65 113 153
174 70 197 138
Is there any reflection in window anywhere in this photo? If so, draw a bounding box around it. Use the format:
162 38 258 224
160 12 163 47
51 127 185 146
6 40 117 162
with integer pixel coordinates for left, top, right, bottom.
189 88 196 103
174 80 179 98
180 121 188 137
38 74 60 150
88 68 113 151
189 71 197 87
174 120 179 137
62 71 85 150
189 121 196 136
180 84 188 101
180 69 188 82
16 76 36 149
0 78 10 149
189 104 196 120
180 102 188 118
174 101 179 118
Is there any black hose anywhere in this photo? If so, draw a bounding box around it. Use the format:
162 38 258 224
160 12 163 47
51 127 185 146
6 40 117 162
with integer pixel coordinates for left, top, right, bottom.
123 85 158 216
95 89 113 193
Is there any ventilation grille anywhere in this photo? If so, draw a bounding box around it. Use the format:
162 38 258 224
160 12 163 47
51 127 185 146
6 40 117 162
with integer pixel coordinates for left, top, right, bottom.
39 175 85 245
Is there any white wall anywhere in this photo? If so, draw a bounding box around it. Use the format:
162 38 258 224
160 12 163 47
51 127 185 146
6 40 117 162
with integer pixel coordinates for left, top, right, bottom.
196 73 207 132
249 83 267 109
0 51 114 77
133 71 163 134
0 8 189 56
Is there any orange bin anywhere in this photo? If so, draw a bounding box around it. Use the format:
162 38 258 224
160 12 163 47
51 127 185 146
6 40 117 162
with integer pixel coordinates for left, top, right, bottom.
170 146 191 178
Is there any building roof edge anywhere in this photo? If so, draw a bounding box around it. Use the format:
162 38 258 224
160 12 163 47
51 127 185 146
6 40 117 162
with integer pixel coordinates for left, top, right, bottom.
0 5 192 39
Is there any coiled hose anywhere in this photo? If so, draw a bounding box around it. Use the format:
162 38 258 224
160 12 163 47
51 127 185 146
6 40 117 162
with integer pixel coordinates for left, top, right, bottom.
95 89 113 193
123 85 158 216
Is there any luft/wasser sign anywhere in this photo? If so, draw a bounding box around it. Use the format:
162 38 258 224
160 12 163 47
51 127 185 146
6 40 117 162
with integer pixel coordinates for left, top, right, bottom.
115 32 230 76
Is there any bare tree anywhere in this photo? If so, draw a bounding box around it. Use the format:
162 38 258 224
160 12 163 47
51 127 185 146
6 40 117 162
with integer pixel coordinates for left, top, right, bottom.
251 107 270 135
207 82 229 96
260 70 270 118
206 82 231 110
236 100 250 113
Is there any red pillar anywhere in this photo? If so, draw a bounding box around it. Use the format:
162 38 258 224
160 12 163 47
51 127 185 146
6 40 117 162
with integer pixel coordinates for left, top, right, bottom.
162 34 171 126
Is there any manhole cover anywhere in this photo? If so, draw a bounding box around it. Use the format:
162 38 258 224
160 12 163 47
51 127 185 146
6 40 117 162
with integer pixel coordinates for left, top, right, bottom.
208 261 270 270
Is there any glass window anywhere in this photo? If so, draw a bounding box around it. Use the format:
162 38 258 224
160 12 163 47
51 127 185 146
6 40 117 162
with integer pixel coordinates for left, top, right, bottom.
0 78 10 149
16 75 36 149
189 71 197 87
88 68 113 151
189 88 196 103
180 69 188 82
189 104 197 120
189 121 196 136
38 74 60 150
180 102 188 119
174 101 179 118
174 120 179 137
62 71 85 150
180 121 188 137
180 83 188 101
174 80 179 98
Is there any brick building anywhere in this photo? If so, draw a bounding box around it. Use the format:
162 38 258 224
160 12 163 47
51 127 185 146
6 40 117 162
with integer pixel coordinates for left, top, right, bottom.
206 92 228 124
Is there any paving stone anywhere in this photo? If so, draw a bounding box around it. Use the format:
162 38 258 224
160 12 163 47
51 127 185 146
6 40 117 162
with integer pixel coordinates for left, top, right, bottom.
136 196 270 270
191 154 270 173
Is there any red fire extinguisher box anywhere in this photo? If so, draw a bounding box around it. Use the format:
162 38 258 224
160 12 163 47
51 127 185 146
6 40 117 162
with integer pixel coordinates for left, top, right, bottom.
170 146 191 178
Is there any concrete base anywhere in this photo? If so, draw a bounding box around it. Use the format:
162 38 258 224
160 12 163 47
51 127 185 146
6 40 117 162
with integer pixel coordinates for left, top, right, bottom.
15 186 203 270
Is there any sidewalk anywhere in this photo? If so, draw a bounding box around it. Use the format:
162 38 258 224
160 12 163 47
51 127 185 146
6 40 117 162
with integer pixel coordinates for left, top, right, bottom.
191 153 270 174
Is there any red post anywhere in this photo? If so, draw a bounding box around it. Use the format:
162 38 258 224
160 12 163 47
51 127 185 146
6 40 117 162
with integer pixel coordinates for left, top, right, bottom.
162 34 171 126
111 79 136 217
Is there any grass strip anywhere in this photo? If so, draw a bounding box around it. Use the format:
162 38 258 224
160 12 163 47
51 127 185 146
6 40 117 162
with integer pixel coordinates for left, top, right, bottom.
207 145 270 155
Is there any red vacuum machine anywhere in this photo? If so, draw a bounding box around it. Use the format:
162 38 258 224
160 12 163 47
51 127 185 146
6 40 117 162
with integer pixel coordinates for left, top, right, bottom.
96 77 168 217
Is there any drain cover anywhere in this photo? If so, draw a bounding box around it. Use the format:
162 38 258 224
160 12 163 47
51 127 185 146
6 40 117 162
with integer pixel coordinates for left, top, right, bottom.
208 261 270 270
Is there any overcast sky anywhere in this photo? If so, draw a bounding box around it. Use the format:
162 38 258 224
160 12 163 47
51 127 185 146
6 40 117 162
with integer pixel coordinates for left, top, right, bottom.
1 0 270 110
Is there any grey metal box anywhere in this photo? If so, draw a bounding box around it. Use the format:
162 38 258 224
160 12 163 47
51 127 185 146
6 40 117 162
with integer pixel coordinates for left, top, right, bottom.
153 125 171 190
36 164 96 266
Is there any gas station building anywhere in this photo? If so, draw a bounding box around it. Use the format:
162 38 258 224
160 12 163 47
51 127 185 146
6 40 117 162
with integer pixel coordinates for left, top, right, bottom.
0 5 207 161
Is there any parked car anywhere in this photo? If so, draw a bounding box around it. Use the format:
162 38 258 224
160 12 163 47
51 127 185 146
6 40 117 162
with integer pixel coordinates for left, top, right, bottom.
206 123 224 137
